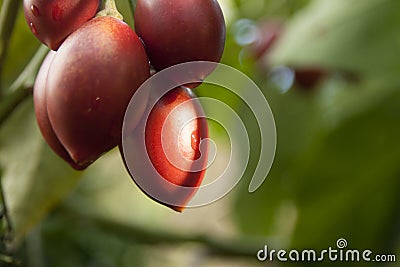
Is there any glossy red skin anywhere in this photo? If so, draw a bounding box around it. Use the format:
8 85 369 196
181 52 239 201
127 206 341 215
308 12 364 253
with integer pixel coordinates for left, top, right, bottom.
23 0 100 50
134 0 226 72
146 87 208 186
121 87 208 212
46 16 150 168
33 51 86 170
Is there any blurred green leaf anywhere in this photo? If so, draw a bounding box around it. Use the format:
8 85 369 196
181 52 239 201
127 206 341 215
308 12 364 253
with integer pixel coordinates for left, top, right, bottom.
270 0 400 80
234 81 400 263
41 212 146 267
289 89 400 250
234 4 400 252
0 99 83 243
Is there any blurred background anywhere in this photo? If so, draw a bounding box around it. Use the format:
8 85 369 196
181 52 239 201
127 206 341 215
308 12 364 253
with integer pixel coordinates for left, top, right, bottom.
1 0 400 266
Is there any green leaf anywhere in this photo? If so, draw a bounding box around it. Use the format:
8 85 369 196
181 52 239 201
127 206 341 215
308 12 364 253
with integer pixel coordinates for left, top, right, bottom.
234 85 400 258
269 0 400 79
289 89 400 251
0 99 83 244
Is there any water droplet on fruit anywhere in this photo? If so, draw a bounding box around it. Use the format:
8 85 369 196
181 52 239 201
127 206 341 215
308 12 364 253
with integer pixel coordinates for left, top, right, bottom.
29 22 38 35
191 130 201 160
90 96 101 111
30 5 40 17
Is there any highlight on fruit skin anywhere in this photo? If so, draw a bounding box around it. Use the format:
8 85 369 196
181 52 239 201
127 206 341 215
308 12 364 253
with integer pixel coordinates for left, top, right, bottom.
34 16 150 169
121 87 209 212
23 0 100 50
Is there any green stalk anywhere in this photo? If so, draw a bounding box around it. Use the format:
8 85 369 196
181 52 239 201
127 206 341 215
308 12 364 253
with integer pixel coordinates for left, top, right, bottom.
128 0 137 20
0 0 21 94
96 0 124 20
0 45 48 127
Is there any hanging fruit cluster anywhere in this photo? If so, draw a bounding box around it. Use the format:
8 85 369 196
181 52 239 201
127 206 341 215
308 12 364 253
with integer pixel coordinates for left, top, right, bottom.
23 0 226 211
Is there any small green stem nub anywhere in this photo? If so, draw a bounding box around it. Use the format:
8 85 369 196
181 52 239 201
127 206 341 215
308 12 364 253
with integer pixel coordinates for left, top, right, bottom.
96 0 124 20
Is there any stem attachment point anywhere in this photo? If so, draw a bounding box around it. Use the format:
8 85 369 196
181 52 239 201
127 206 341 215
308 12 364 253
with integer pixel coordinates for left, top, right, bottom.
96 0 124 20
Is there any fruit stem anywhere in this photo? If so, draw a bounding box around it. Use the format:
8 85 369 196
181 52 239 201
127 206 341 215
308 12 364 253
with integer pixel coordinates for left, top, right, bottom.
96 0 124 20
0 0 21 94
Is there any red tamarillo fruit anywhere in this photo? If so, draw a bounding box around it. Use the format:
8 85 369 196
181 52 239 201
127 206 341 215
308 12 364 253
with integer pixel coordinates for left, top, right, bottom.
134 0 226 81
34 51 87 170
23 0 100 50
121 87 209 212
42 16 149 169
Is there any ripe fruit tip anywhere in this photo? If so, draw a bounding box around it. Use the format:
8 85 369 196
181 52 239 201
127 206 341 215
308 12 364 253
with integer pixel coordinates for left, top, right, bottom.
171 205 185 213
118 144 187 213
69 162 89 171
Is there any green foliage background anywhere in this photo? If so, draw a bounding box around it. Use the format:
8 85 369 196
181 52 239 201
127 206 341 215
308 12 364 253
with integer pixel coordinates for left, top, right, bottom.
0 0 399 266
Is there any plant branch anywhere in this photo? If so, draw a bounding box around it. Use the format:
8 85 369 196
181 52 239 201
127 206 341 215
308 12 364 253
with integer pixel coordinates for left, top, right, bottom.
64 208 266 258
0 88 31 127
0 45 48 127
0 0 21 93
